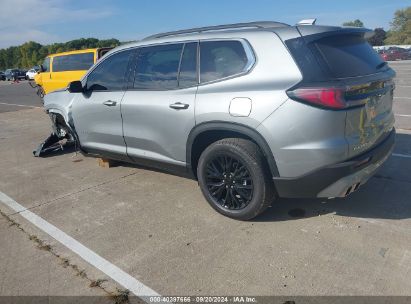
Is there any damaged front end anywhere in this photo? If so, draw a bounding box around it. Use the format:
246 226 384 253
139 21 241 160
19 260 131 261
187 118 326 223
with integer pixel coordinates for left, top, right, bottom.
33 113 77 157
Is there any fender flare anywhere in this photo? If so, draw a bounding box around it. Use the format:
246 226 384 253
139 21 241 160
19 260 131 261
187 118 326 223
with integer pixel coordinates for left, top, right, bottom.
186 121 280 177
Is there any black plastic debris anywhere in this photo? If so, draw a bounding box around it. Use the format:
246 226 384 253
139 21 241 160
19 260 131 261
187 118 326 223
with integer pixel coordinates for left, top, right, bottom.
33 133 74 157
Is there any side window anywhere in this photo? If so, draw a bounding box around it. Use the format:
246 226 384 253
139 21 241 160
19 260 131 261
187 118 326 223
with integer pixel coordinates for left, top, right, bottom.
86 49 133 91
134 44 183 90
42 57 50 72
178 42 198 88
53 53 94 72
200 40 251 83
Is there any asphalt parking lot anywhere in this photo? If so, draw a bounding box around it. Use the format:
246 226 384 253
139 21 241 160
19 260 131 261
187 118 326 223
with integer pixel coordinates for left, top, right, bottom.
0 62 410 302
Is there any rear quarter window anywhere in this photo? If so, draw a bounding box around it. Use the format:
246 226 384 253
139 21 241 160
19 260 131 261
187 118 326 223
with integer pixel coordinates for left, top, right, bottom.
314 34 384 78
200 40 251 83
52 52 94 72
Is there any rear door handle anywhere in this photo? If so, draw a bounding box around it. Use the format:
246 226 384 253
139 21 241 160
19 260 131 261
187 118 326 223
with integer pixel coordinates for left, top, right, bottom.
169 102 189 110
103 100 117 107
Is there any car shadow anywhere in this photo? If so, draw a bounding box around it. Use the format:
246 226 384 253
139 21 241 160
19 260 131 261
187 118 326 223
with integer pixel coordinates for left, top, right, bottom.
52 132 410 222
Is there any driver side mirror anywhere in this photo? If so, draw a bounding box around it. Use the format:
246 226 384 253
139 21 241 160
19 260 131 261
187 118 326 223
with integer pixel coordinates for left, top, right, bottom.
67 81 84 93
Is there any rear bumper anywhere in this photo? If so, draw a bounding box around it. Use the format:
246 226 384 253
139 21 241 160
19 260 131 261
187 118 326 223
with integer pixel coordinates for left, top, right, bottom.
273 129 395 198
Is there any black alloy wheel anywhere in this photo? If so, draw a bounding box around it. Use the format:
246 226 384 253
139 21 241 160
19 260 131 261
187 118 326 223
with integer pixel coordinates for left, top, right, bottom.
205 155 253 210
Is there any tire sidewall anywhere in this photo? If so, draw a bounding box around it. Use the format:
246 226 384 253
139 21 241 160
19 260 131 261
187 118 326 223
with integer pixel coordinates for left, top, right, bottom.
197 142 266 220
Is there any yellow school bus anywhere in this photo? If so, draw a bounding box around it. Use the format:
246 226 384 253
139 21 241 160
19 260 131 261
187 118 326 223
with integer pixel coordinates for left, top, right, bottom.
34 48 112 95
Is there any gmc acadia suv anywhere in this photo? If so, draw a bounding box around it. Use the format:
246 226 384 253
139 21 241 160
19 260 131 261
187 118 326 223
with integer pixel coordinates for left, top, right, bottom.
43 21 395 220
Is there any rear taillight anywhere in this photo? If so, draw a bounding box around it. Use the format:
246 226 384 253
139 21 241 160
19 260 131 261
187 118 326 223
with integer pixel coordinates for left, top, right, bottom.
287 87 347 109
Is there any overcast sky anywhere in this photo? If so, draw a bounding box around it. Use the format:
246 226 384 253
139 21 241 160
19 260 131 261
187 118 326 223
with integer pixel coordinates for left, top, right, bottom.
0 0 410 49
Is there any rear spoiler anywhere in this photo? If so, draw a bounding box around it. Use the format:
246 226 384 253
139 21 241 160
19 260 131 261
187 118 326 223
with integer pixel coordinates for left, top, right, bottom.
297 25 374 42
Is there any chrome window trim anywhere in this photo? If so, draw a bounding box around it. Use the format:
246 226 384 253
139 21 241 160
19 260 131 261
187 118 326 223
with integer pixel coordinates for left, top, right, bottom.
82 38 256 91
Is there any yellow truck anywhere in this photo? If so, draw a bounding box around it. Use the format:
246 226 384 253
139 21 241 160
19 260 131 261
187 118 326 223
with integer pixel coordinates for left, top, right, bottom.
34 48 112 95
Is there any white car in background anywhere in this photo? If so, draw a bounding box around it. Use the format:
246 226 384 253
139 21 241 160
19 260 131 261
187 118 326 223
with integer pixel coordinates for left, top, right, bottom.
26 68 39 80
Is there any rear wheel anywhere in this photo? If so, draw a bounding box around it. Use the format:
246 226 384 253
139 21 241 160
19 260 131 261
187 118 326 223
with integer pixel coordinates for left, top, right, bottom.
197 138 276 220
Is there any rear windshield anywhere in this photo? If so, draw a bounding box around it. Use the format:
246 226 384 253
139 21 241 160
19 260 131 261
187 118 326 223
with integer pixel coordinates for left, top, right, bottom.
52 52 94 72
314 34 384 78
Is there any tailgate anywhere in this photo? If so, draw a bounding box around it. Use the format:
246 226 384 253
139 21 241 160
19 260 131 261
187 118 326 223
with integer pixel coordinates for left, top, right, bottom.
299 28 396 157
345 78 395 157
282 26 396 158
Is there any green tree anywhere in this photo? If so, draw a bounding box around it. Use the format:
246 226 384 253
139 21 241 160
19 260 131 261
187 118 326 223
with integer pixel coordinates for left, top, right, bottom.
343 19 364 27
385 7 411 44
19 41 42 67
0 38 121 70
368 28 387 46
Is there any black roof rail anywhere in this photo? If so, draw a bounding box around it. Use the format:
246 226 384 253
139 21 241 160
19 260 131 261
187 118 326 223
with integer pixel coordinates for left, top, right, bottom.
143 21 290 41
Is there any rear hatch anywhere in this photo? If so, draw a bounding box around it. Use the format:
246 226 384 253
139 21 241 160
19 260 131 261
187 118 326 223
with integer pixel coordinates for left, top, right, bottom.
284 26 395 158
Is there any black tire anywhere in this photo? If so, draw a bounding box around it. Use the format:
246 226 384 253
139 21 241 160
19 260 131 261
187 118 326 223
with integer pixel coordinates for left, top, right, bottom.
197 138 276 220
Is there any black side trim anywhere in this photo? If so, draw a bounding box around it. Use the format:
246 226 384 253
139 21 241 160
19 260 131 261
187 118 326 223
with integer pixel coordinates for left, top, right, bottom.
186 121 280 177
273 129 396 198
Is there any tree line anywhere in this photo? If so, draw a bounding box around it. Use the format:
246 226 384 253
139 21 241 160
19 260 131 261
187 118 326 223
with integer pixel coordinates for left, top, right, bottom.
343 6 411 46
0 7 410 70
0 38 121 70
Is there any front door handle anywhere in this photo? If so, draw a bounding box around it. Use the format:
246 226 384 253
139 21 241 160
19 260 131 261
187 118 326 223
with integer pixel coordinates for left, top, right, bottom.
169 102 189 110
103 100 117 107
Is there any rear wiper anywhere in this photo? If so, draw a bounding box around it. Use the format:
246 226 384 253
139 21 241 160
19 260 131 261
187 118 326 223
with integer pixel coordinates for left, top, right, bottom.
376 62 388 69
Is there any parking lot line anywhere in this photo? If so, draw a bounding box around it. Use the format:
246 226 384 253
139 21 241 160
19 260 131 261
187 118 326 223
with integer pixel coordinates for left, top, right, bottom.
394 97 411 100
392 153 411 159
0 191 160 301
0 102 42 109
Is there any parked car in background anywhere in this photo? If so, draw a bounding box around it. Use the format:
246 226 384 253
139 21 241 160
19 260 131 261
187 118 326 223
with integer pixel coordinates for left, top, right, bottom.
43 21 395 220
379 48 410 61
4 69 26 81
26 68 39 80
0 71 5 81
34 47 113 95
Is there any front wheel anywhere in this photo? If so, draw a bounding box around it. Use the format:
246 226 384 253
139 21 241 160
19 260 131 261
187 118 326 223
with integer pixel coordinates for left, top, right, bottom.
197 138 276 220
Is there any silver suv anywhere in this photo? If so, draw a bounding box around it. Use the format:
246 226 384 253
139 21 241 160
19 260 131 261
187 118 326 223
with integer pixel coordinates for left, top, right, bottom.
43 21 395 220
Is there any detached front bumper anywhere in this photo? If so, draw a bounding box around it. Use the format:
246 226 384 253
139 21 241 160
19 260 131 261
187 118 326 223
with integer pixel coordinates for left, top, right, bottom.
273 129 395 198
